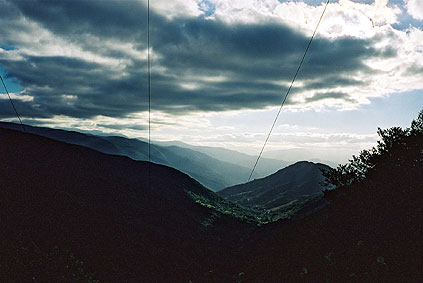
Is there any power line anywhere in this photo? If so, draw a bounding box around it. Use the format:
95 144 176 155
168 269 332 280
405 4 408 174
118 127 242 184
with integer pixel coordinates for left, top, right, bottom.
0 74 26 132
247 0 330 183
146 0 152 188
147 0 151 163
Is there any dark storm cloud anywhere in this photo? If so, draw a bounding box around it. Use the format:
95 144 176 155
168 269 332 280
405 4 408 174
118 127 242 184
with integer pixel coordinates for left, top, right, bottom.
304 92 353 103
0 98 48 119
301 76 366 90
0 0 394 119
12 0 149 42
97 124 147 131
405 64 423 76
0 55 149 118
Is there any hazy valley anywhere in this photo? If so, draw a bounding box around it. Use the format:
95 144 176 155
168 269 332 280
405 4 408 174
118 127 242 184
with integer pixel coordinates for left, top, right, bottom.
1 111 422 282
1 0 422 281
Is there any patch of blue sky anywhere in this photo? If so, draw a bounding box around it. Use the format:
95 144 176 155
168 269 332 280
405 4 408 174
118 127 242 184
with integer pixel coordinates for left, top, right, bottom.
0 45 17 51
358 90 423 129
0 67 22 94
278 0 374 6
209 89 422 137
199 0 216 17
0 45 22 93
278 0 326 5
393 12 423 30
288 90 423 134
388 0 423 30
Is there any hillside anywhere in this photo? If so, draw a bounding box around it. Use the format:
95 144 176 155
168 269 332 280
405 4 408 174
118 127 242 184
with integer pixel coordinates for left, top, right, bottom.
237 111 423 282
219 161 330 211
0 122 266 191
240 165 422 282
0 127 256 282
1 111 422 282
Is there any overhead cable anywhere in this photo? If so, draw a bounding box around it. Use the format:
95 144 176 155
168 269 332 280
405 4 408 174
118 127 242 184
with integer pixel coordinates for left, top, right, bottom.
0 75 26 132
247 0 330 183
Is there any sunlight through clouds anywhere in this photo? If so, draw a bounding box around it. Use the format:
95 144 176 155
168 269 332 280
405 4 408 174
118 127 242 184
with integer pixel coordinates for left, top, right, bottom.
0 0 422 163
405 0 423 20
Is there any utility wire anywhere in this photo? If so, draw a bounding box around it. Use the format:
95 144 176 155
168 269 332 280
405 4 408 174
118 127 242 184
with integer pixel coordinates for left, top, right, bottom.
247 0 330 183
0 75 26 132
147 0 151 163
147 0 152 188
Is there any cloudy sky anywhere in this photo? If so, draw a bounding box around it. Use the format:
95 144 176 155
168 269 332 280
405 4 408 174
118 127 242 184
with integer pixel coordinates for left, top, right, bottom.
1 0 422 164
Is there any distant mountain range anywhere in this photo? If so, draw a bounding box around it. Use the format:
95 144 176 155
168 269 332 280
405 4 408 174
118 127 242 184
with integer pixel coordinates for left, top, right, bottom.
0 122 286 191
1 121 421 282
218 161 330 215
263 148 340 168
156 140 290 179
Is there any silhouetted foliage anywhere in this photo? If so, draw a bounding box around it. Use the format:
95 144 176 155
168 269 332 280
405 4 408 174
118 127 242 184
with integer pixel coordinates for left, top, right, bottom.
322 110 423 189
241 111 423 283
1 114 422 282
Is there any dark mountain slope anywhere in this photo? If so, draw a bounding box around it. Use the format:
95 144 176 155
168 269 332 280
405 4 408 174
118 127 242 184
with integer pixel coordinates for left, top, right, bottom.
3 112 421 282
0 121 157 162
237 113 423 282
98 135 254 190
0 127 254 282
0 122 257 191
241 160 422 282
219 161 330 210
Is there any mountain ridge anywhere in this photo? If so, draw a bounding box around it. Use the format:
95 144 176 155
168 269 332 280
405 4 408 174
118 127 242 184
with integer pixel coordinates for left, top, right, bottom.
1 114 421 282
0 122 276 191
218 161 330 212
0 126 255 282
156 140 290 178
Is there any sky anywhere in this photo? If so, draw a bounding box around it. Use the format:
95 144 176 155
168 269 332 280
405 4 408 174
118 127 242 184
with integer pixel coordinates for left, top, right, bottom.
0 0 422 164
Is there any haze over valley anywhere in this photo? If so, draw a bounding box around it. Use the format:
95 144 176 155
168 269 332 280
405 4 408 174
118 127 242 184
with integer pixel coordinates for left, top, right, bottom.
1 0 422 281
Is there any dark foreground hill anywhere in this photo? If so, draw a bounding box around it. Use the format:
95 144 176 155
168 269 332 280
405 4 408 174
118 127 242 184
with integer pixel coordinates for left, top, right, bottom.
1 111 422 282
219 161 330 210
0 122 273 191
237 111 423 282
0 127 256 282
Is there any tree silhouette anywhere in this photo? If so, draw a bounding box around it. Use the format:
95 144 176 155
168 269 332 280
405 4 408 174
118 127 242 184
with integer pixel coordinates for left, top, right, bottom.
322 110 423 189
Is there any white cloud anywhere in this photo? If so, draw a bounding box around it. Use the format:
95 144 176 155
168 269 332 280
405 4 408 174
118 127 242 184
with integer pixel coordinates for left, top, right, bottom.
1 0 422 164
18 107 380 164
0 18 126 71
205 0 422 113
2 0 419 115
206 0 400 37
405 0 423 20
0 92 33 102
150 0 204 19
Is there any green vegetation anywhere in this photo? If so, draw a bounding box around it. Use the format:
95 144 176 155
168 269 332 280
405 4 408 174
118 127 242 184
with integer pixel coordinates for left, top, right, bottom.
266 194 324 221
186 190 269 224
218 161 329 222
187 187 323 225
